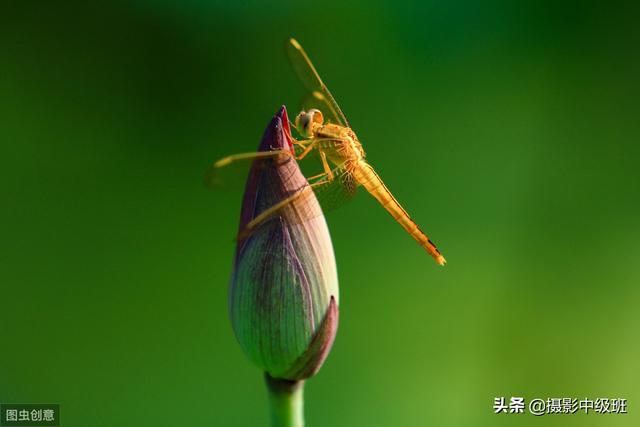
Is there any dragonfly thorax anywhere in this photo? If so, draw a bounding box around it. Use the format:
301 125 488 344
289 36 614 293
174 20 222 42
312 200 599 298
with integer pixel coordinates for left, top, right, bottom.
315 124 365 167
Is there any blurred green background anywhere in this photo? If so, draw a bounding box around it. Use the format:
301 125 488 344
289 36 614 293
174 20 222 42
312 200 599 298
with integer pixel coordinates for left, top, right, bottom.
1 1 639 426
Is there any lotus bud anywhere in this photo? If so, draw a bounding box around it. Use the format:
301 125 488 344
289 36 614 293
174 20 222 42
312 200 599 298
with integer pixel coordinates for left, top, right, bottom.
229 106 339 380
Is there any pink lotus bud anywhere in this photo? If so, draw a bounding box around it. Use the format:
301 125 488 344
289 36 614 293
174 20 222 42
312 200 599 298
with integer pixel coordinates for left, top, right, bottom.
229 106 339 380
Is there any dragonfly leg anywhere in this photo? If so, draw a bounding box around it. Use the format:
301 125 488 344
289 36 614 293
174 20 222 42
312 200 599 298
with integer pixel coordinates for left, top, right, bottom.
293 137 340 159
320 151 334 181
292 137 312 146
295 138 322 160
306 171 329 181
290 120 299 135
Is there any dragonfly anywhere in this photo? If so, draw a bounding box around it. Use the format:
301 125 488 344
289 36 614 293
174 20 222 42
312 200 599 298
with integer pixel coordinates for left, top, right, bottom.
208 38 446 265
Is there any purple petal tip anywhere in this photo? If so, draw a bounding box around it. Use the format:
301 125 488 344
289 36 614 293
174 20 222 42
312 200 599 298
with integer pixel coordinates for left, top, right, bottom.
258 106 293 153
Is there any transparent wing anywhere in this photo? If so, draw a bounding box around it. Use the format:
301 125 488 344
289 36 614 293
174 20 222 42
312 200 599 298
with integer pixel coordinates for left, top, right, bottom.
307 163 358 214
204 141 337 189
203 149 295 189
286 38 350 127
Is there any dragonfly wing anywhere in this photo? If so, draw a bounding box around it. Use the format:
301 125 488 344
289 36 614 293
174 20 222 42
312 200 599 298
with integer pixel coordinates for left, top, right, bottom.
286 38 350 127
309 163 358 214
204 146 312 189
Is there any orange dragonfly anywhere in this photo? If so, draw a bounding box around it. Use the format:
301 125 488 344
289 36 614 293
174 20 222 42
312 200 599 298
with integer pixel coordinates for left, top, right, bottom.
209 38 446 265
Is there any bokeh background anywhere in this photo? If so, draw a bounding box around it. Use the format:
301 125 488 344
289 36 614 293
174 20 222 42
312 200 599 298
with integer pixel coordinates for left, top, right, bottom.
1 1 639 426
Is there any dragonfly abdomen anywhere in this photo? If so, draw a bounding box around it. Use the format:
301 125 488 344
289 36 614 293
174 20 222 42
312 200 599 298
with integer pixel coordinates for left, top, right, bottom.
353 161 446 265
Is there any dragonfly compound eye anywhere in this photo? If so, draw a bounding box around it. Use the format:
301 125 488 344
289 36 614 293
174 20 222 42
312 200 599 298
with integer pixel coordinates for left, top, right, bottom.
295 110 322 137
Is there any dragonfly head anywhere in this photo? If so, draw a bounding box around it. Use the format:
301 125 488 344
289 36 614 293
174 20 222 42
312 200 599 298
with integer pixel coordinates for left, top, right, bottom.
295 109 324 138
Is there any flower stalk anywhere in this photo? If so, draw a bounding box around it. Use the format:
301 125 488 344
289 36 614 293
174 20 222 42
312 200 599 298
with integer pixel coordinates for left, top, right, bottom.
265 374 305 427
225 106 339 427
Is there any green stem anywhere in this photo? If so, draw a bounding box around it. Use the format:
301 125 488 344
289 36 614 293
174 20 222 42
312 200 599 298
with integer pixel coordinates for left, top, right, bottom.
265 373 305 427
